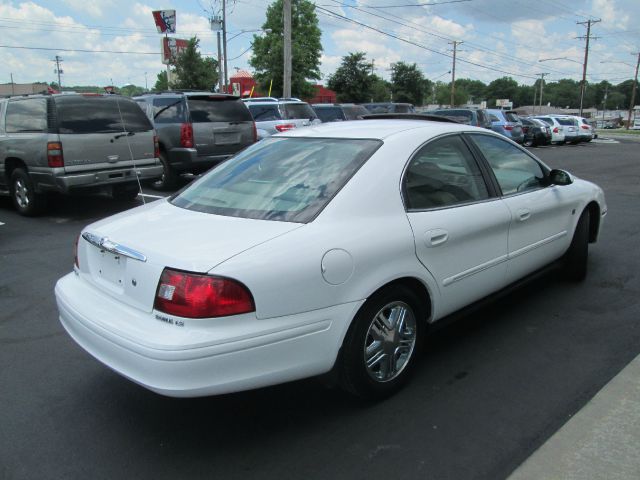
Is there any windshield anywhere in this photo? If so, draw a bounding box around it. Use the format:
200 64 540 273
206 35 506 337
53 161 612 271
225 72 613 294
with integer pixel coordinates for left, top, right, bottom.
171 137 382 223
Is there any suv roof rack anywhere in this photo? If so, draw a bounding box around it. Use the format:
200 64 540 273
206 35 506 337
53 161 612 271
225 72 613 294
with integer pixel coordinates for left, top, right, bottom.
361 113 460 123
242 97 279 103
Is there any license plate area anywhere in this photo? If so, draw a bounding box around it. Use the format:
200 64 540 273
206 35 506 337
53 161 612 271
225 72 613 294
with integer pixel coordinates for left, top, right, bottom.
214 132 240 145
96 250 126 288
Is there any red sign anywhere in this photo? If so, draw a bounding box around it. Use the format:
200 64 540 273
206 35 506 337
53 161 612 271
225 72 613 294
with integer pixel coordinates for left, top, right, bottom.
161 37 189 65
152 10 176 34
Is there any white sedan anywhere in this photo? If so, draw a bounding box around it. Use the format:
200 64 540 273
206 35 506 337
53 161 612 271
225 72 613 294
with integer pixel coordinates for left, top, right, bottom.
55 118 606 399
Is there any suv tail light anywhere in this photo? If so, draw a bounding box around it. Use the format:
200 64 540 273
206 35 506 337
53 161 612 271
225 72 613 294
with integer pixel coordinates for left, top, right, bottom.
153 134 160 158
252 121 258 142
180 123 194 148
275 123 296 132
581 125 590 130
154 268 255 318
47 142 64 168
553 127 559 133
504 125 514 131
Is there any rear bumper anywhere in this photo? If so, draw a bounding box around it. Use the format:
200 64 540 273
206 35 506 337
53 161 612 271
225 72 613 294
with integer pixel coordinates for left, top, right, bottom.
32 162 162 193
55 272 360 397
166 148 232 172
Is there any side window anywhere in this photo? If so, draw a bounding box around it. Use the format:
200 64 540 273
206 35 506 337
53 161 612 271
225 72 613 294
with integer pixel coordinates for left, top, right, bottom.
404 135 490 210
153 97 186 124
489 114 500 122
470 134 546 195
5 98 47 133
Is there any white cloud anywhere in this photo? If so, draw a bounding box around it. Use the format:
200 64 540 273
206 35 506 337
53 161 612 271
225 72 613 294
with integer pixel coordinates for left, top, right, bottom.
63 0 104 18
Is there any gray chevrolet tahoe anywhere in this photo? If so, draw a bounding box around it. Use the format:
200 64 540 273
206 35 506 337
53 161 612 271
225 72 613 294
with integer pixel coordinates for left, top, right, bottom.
0 93 162 216
134 91 257 189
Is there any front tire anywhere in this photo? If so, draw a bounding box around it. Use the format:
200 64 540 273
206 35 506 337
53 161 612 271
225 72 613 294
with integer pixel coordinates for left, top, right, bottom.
151 152 178 190
339 285 424 400
564 210 590 281
10 168 45 216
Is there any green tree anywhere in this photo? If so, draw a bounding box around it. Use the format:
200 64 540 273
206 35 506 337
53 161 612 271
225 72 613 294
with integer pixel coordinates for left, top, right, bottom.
434 82 468 106
119 84 146 97
171 37 218 90
327 52 375 103
545 79 581 108
454 78 486 103
154 71 169 91
371 76 392 102
614 79 640 108
390 62 429 105
250 0 322 98
485 76 519 107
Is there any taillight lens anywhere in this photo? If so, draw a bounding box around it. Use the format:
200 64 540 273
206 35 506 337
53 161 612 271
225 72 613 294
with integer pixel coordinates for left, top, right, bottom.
275 123 296 132
153 134 160 158
154 268 255 318
553 127 559 133
47 142 64 168
180 123 194 148
504 125 514 131
581 125 590 130
73 234 80 268
252 121 257 142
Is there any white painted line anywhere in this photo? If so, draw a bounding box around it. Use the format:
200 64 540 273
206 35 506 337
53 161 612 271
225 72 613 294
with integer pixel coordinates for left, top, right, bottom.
139 193 168 199
0 221 5 226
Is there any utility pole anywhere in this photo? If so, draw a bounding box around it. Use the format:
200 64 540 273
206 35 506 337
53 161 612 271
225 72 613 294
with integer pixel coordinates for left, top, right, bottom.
577 18 600 117
222 0 228 93
602 83 608 124
537 72 549 114
283 0 292 98
10 73 15 95
53 55 63 89
449 41 462 107
626 52 640 130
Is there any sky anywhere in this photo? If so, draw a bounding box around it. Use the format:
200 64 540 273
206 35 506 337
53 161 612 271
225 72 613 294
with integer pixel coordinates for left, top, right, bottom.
0 0 638 89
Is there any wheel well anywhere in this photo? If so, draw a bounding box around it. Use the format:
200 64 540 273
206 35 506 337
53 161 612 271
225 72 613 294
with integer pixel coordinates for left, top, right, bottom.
5 158 27 178
369 277 433 324
585 201 600 243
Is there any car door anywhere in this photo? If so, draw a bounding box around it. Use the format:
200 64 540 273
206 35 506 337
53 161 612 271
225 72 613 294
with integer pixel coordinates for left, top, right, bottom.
403 134 511 318
467 133 577 283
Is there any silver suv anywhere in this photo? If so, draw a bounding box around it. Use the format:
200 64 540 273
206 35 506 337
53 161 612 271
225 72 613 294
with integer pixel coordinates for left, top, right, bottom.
0 93 162 216
135 92 257 189
242 98 320 139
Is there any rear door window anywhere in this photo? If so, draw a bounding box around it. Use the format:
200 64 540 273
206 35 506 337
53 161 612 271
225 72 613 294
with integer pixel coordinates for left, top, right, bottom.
5 98 47 133
187 96 253 123
153 97 187 124
536 117 554 126
55 96 152 133
505 112 520 122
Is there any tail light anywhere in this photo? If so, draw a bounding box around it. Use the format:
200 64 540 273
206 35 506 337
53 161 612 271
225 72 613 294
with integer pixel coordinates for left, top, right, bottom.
73 234 80 268
504 125 514 131
252 121 258 142
180 123 194 148
153 134 160 158
47 142 64 168
581 125 590 130
275 123 296 132
154 268 255 318
553 127 559 133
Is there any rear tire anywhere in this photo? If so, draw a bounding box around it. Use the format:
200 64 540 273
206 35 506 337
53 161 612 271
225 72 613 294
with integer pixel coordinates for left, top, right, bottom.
339 285 424 400
10 168 46 216
112 183 140 201
151 152 178 190
564 210 590 281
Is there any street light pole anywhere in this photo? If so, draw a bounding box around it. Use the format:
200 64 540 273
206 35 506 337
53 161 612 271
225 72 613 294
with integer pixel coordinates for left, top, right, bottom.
283 0 292 98
626 52 640 130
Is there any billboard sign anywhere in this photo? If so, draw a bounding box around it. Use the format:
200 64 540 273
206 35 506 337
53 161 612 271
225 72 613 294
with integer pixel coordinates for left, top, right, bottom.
152 10 176 34
496 99 512 108
161 37 189 65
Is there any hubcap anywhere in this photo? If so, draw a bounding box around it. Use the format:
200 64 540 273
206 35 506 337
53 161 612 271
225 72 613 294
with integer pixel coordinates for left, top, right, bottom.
14 179 30 208
364 301 417 383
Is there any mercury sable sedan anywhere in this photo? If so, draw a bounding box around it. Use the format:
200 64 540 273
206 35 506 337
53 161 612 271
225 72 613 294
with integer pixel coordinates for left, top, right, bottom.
55 118 606 400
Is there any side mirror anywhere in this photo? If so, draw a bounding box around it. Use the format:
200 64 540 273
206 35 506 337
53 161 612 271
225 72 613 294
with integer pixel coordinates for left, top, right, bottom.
549 169 573 186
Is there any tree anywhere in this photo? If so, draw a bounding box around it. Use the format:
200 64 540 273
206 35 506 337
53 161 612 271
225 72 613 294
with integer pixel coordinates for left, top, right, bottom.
327 52 375 103
371 76 392 102
485 76 519 107
154 71 168 91
454 78 486 103
390 62 429 105
249 0 322 98
119 84 146 97
434 82 468 106
171 37 218 91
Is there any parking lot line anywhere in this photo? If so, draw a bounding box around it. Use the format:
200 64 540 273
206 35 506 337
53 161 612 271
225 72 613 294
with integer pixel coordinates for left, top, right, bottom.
0 221 5 226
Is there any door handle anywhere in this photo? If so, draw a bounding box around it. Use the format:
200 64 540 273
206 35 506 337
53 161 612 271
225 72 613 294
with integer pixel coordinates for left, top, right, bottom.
425 229 449 247
518 209 531 221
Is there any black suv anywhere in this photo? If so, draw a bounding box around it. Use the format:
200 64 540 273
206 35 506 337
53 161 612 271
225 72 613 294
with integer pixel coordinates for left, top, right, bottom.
135 92 256 189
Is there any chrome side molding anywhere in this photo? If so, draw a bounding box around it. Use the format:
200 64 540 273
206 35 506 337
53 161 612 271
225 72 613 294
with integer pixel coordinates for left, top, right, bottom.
82 232 147 262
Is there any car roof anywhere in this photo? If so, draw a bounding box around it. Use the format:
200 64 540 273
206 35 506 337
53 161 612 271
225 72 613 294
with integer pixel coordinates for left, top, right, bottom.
279 119 479 140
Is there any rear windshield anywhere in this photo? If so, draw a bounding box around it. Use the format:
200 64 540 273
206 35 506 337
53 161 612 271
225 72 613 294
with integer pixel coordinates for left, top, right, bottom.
431 110 473 124
153 97 187 124
343 105 369 120
283 103 318 121
555 118 575 126
365 104 391 113
171 137 382 223
313 106 345 122
394 104 414 113
535 117 554 126
248 104 282 121
505 112 520 122
187 96 253 123
55 96 152 134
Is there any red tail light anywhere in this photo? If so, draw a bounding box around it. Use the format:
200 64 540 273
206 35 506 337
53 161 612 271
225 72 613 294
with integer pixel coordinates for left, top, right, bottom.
180 123 194 148
504 125 514 131
154 268 255 318
47 142 64 168
581 125 590 130
275 123 296 132
153 134 160 158
252 121 257 142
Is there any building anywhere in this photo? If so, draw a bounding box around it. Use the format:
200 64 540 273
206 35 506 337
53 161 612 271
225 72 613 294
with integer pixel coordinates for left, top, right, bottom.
307 85 337 104
0 82 49 96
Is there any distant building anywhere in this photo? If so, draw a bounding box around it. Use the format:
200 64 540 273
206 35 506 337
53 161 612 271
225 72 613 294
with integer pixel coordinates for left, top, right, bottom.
228 70 261 97
307 85 337 104
0 82 49 96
